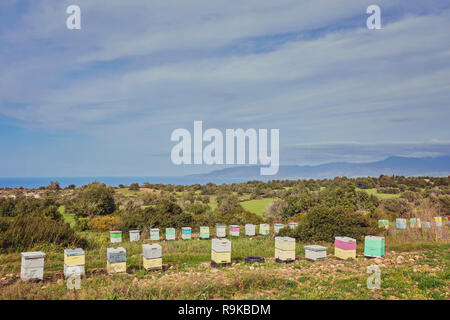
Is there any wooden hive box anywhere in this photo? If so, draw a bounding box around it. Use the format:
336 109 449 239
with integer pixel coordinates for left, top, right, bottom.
64 248 85 267
150 228 160 241
410 218 421 228
109 231 122 243
165 228 176 240
396 218 407 230
275 237 296 262
106 247 126 274
20 251 46 280
129 230 140 242
142 244 162 270
230 225 240 237
259 224 270 235
288 222 298 230
434 217 443 227
200 226 210 239
334 237 356 260
273 223 284 234
216 224 226 238
181 227 192 240
422 221 431 228
364 236 385 258
245 224 255 236
304 245 327 261
211 238 231 264
378 219 389 229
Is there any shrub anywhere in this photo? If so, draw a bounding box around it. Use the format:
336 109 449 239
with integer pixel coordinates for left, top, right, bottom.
0 217 89 253
67 183 116 217
278 204 378 242
381 198 411 216
129 183 140 191
88 215 123 231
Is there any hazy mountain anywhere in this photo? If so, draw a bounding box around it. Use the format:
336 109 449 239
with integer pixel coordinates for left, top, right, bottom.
188 156 450 180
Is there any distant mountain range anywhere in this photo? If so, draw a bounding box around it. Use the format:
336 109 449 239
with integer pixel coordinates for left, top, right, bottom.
189 156 450 180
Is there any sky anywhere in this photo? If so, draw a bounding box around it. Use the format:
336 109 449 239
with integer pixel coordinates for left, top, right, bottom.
0 0 449 177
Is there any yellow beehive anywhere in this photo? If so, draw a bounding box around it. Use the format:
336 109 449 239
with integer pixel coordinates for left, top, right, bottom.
334 247 356 260
275 237 295 251
211 251 231 264
143 257 162 270
275 248 295 261
106 261 126 274
64 254 85 267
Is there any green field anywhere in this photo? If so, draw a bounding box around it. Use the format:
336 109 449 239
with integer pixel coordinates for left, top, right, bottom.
58 205 76 228
357 188 401 199
240 198 277 216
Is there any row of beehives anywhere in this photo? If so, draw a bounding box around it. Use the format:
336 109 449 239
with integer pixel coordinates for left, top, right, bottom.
109 222 299 243
19 235 385 280
378 216 447 229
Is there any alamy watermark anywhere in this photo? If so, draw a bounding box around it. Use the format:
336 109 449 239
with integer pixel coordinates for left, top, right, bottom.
170 121 279 175
66 273 81 290
366 265 381 289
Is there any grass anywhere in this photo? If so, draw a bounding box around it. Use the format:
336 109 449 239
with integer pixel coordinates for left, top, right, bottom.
1 228 448 300
240 198 277 216
357 188 401 199
59 205 76 228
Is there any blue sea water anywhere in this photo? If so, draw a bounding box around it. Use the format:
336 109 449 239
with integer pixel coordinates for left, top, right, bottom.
0 176 261 189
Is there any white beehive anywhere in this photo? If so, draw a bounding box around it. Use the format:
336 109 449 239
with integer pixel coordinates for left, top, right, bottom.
245 224 255 236
142 244 162 270
216 224 226 238
64 248 85 279
110 231 122 243
129 230 140 242
288 222 298 230
165 228 176 240
150 228 160 241
106 247 126 274
304 245 327 261
211 238 231 265
21 252 46 280
274 223 284 234
259 224 270 235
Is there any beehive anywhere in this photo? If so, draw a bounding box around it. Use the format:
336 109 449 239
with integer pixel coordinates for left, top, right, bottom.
150 228 160 241
200 226 210 240
165 228 176 240
423 221 431 228
259 224 270 235
288 222 298 230
64 248 85 278
181 227 191 240
109 231 122 243
129 230 140 242
434 217 443 227
378 219 389 229
142 244 162 270
273 223 284 234
304 245 327 261
364 236 385 258
106 247 126 274
334 237 356 260
230 225 240 237
211 238 231 264
275 237 295 262
396 218 407 230
20 251 46 280
410 218 421 228
245 224 255 236
216 224 226 238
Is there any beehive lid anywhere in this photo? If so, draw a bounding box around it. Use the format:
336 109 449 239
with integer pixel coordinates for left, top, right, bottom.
166 227 175 231
288 222 298 225
107 247 126 254
182 227 191 230
143 244 162 250
216 223 226 227
129 230 140 233
245 224 255 227
64 248 84 256
396 218 406 222
150 228 159 231
275 236 295 242
365 235 384 241
304 245 327 252
230 225 239 228
335 236 356 243
274 223 284 226
110 230 122 234
21 251 46 259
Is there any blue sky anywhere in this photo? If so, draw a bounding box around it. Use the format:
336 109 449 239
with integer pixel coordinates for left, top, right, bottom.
0 0 449 177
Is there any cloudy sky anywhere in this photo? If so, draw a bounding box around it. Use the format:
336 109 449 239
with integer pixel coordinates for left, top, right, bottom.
0 0 449 177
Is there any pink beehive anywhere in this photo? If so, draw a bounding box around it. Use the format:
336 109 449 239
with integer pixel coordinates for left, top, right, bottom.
334 237 357 250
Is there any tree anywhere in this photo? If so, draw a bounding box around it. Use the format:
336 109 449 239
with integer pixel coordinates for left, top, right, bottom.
67 183 116 217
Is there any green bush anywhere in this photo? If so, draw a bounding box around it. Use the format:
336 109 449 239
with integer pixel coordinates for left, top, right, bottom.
0 217 89 253
66 183 116 217
278 204 378 242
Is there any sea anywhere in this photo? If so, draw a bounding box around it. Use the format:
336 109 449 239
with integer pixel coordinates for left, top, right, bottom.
0 176 266 189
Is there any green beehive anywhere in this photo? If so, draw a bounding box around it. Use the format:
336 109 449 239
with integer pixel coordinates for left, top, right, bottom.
364 236 385 258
